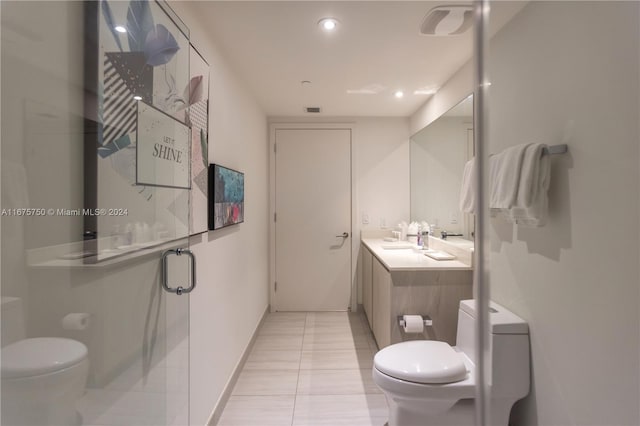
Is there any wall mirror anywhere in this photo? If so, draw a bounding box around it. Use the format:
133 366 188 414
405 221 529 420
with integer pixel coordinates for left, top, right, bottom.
410 94 474 241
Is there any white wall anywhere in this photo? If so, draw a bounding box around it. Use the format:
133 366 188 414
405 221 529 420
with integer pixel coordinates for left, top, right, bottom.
487 2 639 425
355 117 411 232
169 3 270 425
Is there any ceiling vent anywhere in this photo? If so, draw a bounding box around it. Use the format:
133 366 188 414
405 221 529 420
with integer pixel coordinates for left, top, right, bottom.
420 5 473 36
305 107 321 113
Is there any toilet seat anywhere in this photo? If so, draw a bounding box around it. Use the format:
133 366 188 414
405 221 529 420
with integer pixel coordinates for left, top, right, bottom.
1 337 88 379
374 340 468 384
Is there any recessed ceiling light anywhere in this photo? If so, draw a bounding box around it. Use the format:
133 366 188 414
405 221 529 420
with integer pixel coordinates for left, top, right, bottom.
394 91 404 99
133 95 142 101
114 25 127 33
318 18 339 31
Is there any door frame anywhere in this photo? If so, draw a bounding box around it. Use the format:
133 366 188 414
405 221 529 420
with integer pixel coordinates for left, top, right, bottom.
269 122 357 312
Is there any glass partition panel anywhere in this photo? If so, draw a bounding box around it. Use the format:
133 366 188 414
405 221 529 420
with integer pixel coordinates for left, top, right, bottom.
1 1 191 425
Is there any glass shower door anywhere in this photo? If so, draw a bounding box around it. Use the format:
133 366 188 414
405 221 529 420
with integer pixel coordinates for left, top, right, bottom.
1 1 193 424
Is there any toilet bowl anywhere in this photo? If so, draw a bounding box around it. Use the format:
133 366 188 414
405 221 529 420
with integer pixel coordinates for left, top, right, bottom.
372 300 530 426
1 298 89 426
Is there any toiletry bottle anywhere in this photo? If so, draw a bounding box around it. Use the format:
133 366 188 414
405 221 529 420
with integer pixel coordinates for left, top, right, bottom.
417 225 423 248
430 224 439 240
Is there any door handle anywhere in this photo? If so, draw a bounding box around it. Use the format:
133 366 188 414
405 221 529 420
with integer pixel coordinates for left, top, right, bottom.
161 248 196 295
336 232 349 239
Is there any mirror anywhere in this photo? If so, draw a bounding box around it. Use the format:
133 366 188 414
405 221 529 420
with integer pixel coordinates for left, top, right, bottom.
410 94 474 240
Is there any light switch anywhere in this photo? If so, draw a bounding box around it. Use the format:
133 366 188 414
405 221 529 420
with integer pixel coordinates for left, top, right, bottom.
450 212 458 224
362 213 370 224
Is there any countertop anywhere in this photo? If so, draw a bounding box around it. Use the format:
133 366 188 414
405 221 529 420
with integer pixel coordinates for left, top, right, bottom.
361 238 473 272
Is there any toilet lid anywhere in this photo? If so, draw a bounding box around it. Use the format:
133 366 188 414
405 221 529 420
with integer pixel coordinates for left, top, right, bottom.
1 337 88 379
374 340 468 384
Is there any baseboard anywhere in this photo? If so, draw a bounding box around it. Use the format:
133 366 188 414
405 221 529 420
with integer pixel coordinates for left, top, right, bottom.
207 304 270 426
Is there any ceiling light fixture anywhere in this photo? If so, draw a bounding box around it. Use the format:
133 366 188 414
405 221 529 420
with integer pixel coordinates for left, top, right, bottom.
114 25 127 33
133 95 142 101
318 18 339 31
394 91 404 99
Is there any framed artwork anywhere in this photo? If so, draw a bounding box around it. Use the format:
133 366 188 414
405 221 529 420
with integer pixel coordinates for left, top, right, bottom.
83 0 192 261
209 164 244 230
136 101 190 189
187 47 210 235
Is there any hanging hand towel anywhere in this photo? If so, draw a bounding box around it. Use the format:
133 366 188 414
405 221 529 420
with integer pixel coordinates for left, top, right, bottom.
507 143 551 227
489 143 530 213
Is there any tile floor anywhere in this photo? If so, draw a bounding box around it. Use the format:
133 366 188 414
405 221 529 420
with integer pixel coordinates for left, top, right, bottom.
217 310 389 426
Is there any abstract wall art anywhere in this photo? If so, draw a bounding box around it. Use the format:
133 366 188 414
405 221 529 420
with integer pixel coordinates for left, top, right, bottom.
84 0 193 260
209 164 244 230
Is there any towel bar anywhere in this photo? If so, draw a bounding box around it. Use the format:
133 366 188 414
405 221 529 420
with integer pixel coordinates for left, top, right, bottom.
542 144 568 155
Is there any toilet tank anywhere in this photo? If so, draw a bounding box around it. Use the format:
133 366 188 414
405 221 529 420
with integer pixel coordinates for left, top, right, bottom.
1 297 26 347
455 300 530 399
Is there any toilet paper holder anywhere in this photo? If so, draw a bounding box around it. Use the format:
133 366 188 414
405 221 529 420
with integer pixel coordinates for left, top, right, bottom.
398 315 433 328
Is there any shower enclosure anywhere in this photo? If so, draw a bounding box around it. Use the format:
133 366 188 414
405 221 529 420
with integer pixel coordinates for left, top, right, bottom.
1 1 194 424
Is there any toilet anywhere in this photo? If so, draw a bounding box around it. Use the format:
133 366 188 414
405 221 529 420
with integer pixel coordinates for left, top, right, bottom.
372 300 530 426
1 297 89 426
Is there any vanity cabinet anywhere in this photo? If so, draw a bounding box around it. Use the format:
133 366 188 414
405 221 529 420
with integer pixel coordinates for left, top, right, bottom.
360 238 473 350
361 246 373 329
372 256 391 349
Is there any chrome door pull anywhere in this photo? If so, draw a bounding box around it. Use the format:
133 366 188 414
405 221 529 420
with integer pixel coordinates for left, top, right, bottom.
336 232 349 238
161 248 196 295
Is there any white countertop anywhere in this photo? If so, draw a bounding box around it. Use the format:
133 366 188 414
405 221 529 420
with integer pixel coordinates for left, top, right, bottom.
361 238 473 272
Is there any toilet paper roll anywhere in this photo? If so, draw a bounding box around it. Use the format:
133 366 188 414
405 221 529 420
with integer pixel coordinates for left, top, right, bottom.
62 313 91 331
402 315 424 333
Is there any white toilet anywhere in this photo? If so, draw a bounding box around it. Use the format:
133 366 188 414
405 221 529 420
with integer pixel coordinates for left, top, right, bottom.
373 300 530 426
1 297 89 426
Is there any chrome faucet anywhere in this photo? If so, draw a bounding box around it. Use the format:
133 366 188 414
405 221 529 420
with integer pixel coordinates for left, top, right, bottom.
441 231 463 240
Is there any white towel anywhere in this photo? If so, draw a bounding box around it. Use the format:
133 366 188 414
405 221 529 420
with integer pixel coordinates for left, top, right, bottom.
459 157 476 213
458 143 552 227
506 143 550 227
489 143 529 212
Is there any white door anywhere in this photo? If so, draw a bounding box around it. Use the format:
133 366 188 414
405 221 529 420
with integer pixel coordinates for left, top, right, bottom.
274 128 352 311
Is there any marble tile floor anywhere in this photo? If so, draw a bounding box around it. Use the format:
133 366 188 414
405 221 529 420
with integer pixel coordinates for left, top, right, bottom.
217 311 389 426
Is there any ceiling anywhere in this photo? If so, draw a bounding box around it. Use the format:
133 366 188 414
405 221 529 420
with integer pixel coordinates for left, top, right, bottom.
188 1 525 117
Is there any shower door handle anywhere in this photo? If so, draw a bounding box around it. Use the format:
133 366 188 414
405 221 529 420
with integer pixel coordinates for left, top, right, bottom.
161 248 197 295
